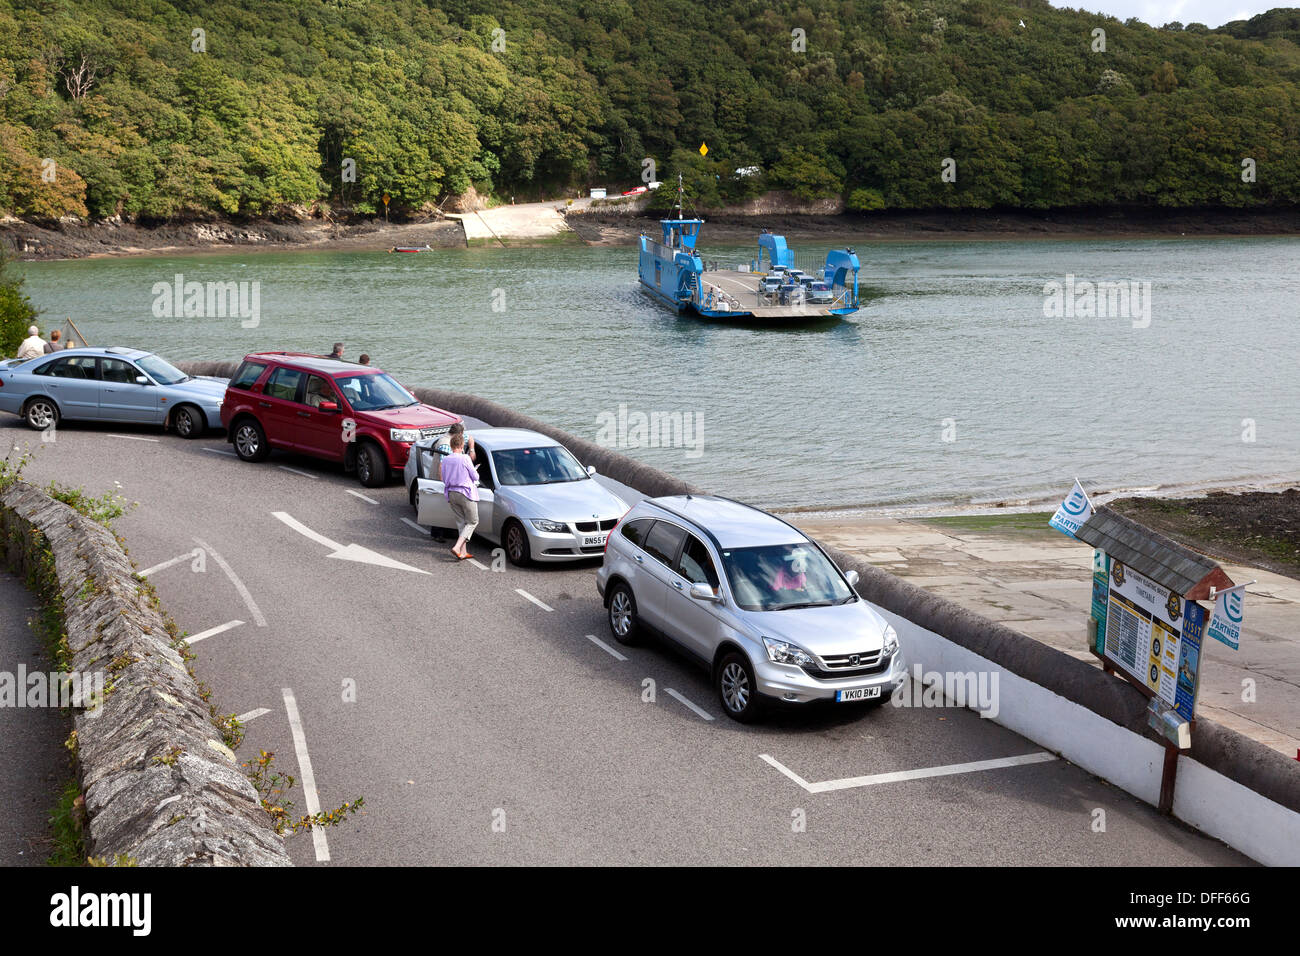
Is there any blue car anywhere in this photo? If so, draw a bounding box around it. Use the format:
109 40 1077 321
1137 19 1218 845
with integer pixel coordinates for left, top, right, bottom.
0 347 227 437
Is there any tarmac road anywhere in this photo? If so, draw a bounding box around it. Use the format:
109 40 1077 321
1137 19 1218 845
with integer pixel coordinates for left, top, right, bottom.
0 416 1250 866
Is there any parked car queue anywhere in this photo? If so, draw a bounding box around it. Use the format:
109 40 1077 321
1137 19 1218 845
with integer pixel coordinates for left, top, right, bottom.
0 346 904 722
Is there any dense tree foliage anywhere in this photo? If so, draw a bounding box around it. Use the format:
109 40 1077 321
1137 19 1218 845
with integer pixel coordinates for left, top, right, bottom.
1 0 1297 219
0 246 39 355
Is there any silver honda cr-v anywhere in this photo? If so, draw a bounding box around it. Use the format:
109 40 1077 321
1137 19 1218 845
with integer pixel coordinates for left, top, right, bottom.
596 494 906 722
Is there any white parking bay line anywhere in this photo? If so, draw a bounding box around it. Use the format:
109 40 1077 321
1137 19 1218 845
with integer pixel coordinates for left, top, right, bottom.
107 434 160 442
137 550 196 578
467 558 489 571
347 490 378 505
666 688 715 721
279 465 317 479
400 517 425 535
193 537 268 627
586 634 628 662
282 688 329 863
236 707 271 724
760 751 1058 795
185 619 244 645
202 447 237 457
515 589 553 612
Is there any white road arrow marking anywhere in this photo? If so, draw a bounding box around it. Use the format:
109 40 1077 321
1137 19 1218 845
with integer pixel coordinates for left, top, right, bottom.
272 511 429 574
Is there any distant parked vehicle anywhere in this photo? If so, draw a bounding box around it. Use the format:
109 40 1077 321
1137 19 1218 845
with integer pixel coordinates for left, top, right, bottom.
0 347 225 437
404 427 628 565
597 495 905 722
807 281 835 304
220 352 459 487
622 186 648 196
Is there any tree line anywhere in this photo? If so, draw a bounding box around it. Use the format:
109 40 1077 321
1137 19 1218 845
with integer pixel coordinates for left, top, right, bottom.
2 0 1297 220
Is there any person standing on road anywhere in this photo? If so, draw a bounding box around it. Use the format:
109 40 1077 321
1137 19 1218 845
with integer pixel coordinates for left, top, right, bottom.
358 353 371 366
15 326 44 360
43 330 63 353
438 432 479 560
329 342 344 360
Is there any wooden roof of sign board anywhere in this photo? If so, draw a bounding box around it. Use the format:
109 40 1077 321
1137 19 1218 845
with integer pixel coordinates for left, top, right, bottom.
1075 505 1235 600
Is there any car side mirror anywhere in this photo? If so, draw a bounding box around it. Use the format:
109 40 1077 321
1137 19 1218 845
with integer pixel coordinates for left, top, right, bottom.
845 569 860 588
689 583 721 603
319 401 338 412
586 465 597 476
135 376 150 385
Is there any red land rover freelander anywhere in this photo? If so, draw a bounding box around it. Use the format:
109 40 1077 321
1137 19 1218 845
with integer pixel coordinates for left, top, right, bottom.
220 352 461 487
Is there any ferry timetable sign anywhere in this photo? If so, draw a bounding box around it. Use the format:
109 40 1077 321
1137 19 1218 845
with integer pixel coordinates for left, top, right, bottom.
1102 560 1205 722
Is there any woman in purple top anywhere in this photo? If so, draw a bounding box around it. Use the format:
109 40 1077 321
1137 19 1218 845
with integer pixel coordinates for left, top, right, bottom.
438 433 480 559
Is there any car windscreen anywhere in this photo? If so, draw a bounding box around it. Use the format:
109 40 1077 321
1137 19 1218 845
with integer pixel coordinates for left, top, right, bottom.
136 354 189 385
492 446 588 485
333 373 417 411
719 543 854 612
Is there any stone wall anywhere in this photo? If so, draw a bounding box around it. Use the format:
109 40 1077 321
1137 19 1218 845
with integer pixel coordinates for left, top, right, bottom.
0 481 289 866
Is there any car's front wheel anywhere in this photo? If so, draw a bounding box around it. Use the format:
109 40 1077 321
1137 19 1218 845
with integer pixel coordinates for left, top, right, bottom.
172 404 204 439
504 520 531 567
717 651 763 723
23 397 59 431
355 442 387 488
607 583 641 646
409 481 420 513
232 419 269 462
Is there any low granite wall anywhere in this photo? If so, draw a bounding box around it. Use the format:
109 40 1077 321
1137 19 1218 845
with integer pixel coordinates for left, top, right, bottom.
0 481 289 866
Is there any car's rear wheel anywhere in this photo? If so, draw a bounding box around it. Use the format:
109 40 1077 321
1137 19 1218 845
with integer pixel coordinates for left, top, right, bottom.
356 441 387 488
172 404 203 439
717 651 762 723
233 419 269 462
504 520 531 567
607 583 640 646
23 397 59 431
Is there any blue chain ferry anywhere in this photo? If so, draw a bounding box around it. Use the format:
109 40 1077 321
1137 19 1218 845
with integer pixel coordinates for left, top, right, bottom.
638 180 861 322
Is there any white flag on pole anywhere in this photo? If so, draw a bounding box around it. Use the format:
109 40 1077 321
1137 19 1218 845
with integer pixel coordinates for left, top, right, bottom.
1048 479 1093 538
1206 583 1247 650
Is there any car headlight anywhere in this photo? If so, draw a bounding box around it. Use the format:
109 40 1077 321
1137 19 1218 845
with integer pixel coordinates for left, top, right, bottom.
882 624 899 657
390 428 421 443
529 518 568 534
763 637 817 667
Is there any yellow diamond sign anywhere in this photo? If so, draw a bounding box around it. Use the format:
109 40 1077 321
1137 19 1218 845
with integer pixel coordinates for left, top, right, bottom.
699 143 708 156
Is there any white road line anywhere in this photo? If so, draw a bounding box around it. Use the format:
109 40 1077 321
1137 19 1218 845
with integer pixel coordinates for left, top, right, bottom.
347 490 378 505
282 688 329 863
202 447 237 457
184 619 244 645
585 634 628 661
272 512 429 574
236 707 271 724
760 751 1058 794
760 753 815 790
400 517 425 534
279 465 317 479
665 688 714 721
137 550 195 578
467 558 489 571
107 434 160 442
515 589 553 612
193 537 268 627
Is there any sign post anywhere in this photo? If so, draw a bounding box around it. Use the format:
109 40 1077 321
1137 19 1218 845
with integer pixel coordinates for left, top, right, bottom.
382 192 390 223
1070 503 1240 815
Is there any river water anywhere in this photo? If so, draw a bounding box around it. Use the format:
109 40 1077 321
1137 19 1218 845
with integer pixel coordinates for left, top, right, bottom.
19 235 1300 513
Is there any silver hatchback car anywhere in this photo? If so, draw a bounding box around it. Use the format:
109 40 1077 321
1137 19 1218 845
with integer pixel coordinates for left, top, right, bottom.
597 495 905 722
